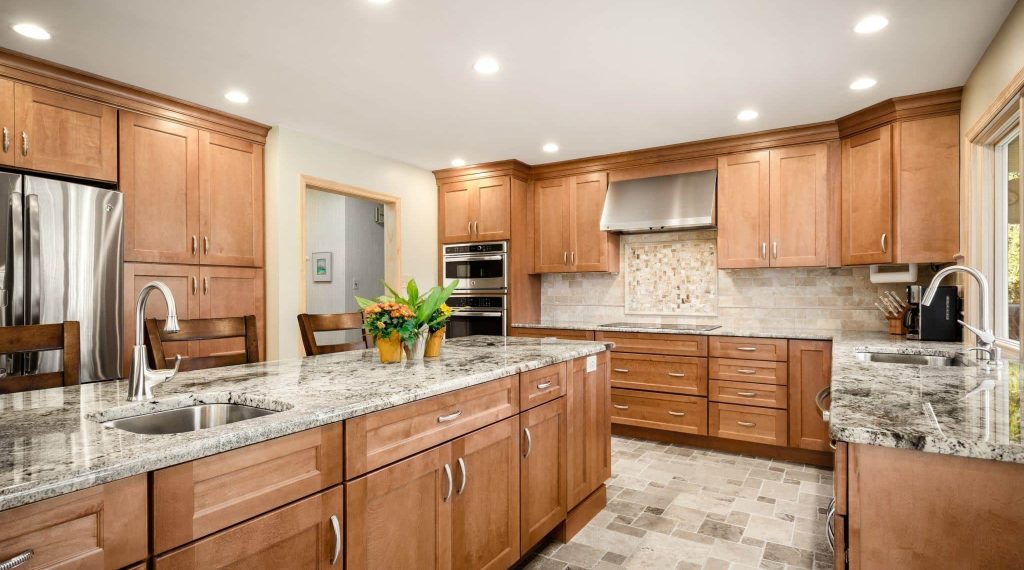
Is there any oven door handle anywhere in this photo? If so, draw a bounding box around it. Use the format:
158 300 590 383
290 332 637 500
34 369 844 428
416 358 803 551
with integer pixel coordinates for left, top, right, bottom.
451 311 504 318
445 254 505 262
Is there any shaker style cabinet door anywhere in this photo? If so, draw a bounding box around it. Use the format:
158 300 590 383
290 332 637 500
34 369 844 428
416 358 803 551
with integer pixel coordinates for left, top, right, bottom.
199 131 264 267
841 124 893 265
717 151 770 268
567 353 611 508
0 78 13 167
198 266 265 361
13 83 117 181
788 340 832 452
520 398 567 553
570 172 614 272
474 175 511 241
441 180 475 243
123 263 201 374
769 144 828 267
533 177 572 272
120 111 200 264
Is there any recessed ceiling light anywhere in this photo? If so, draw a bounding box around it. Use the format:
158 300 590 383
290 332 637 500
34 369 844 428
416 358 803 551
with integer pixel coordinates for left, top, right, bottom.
473 57 500 75
451 158 466 167
12 23 50 40
224 90 249 104
850 77 878 90
737 109 759 121
854 15 889 34
542 143 559 153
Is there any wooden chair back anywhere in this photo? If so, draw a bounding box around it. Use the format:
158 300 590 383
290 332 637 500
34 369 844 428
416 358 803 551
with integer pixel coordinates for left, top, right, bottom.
0 321 80 394
297 312 370 356
145 315 260 372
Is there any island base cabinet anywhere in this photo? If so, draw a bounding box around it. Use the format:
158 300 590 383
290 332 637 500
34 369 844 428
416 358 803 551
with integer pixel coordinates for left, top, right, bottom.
567 353 611 509
155 486 343 569
520 398 567 553
0 474 147 569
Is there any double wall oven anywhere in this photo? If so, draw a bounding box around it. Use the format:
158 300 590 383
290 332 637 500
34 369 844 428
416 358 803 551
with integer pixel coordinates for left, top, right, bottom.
442 241 507 338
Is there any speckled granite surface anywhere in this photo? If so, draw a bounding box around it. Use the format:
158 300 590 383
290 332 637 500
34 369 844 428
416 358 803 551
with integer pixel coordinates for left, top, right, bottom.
0 336 608 511
512 321 835 340
514 322 1024 465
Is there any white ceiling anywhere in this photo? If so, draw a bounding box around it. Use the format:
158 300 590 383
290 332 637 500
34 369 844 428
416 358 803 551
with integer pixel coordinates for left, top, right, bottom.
0 0 1016 170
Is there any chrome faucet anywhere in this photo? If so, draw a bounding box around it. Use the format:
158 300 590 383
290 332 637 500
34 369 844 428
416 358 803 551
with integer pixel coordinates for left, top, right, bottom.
922 265 1001 367
127 281 182 401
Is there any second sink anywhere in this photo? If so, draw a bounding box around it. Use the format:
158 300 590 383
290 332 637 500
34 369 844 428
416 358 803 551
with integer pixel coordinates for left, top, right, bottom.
853 352 964 367
103 403 278 435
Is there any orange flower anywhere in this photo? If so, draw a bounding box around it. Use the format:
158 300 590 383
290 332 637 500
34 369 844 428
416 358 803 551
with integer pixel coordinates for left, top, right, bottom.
390 310 401 318
376 321 385 329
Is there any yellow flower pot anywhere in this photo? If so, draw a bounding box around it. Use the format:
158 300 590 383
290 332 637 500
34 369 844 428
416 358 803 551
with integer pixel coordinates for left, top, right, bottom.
375 332 403 363
424 328 446 358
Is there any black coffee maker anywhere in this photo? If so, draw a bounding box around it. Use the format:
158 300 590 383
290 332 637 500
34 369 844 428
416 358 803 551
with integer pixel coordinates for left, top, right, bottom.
904 285 962 341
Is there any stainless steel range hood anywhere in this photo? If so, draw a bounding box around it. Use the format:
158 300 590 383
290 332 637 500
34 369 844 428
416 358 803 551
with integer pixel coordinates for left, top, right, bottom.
599 169 717 233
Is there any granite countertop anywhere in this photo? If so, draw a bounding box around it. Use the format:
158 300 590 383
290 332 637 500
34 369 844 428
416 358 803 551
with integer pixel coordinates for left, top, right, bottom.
0 336 608 511
512 321 835 340
513 321 1024 465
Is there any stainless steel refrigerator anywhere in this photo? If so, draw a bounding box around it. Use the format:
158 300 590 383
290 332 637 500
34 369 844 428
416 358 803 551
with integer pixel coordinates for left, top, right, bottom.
0 172 123 383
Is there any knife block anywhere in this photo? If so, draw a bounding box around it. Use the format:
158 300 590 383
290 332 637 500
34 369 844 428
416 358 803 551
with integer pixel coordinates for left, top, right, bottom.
887 307 909 335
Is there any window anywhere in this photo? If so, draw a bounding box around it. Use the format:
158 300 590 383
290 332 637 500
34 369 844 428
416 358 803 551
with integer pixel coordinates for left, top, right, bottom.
996 130 1021 342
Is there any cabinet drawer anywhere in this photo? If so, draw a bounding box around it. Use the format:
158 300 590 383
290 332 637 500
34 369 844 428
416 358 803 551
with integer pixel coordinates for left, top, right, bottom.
513 328 595 341
709 403 788 446
610 388 707 435
610 353 707 396
597 332 706 357
0 474 147 570
156 486 343 569
345 375 519 478
153 424 343 553
709 358 788 385
521 362 567 411
709 380 787 409
709 337 788 361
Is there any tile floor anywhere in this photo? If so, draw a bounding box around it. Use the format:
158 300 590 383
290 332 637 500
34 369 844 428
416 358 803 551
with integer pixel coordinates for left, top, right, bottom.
524 436 835 570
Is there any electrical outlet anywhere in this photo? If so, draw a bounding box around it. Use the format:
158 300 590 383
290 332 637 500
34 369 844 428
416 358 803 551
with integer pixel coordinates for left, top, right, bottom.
586 355 597 372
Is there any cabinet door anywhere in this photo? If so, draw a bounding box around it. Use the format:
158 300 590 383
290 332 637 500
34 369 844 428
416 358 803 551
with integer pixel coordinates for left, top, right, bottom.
199 131 264 267
199 266 265 360
570 172 616 272
441 180 474 243
0 78 13 167
895 115 960 263
120 112 200 264
567 354 611 508
474 176 511 241
346 445 453 570
155 487 343 569
520 398 567 553
769 144 828 267
451 417 520 570
124 263 201 373
788 340 832 451
14 83 117 181
533 177 572 272
717 151 770 268
841 125 893 265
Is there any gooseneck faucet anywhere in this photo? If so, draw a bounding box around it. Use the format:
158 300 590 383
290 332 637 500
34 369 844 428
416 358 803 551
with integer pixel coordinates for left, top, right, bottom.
922 265 1001 366
127 281 182 401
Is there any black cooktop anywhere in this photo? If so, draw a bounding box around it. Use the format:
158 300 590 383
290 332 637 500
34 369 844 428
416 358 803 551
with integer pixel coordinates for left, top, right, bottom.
601 322 722 332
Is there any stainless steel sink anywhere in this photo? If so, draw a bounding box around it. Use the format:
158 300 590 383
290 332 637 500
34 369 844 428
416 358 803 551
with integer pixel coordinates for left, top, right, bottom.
102 403 278 435
853 352 964 367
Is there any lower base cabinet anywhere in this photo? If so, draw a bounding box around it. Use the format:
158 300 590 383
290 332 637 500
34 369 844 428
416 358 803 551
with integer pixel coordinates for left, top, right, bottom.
567 353 611 508
155 486 343 569
520 398 567 553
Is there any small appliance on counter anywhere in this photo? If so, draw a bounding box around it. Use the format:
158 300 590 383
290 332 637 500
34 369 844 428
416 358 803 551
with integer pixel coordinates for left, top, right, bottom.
904 285 962 341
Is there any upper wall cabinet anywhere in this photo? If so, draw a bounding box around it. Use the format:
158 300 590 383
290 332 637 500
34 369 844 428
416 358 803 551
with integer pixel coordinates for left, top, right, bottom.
0 78 13 167
841 114 959 265
717 144 828 269
13 83 117 181
199 131 265 267
533 172 618 273
440 175 511 243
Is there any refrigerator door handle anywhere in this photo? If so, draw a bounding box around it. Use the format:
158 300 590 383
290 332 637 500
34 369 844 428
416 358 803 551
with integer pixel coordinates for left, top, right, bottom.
25 194 40 373
8 193 24 327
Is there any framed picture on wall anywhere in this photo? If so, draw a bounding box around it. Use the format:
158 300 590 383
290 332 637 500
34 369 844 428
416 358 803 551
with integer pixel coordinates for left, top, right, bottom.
312 252 333 282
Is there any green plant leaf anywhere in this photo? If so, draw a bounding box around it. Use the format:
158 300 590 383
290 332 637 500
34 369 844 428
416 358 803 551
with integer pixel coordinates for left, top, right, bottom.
406 279 419 305
354 296 376 309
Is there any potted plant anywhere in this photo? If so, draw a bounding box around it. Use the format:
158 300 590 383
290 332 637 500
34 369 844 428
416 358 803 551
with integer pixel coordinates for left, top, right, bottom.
360 301 416 363
424 303 452 358
357 279 458 361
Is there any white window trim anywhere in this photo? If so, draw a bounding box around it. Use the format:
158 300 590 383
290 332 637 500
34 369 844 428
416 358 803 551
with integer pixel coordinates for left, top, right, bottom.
994 128 1019 344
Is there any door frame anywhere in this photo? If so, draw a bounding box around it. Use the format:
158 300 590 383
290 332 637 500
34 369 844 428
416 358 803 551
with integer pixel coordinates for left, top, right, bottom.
297 174 402 314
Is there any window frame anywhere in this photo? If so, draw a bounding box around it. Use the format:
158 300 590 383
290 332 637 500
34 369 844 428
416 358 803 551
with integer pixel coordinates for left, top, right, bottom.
994 126 1021 345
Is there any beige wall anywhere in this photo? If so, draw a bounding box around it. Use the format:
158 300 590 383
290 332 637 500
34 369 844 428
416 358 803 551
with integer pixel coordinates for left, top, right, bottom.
961 0 1024 134
265 127 438 360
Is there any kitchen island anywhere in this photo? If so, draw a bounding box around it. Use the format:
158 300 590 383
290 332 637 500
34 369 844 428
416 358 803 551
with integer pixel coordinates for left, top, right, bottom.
0 336 611 569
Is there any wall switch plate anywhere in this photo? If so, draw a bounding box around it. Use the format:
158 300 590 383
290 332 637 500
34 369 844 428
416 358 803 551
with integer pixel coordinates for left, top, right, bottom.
586 355 597 372
352 279 360 290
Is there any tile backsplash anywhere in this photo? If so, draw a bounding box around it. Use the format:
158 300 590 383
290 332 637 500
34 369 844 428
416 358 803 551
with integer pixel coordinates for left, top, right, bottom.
541 230 935 332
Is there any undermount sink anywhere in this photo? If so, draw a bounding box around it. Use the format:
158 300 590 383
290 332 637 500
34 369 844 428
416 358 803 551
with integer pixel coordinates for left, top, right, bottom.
102 403 278 435
853 351 965 367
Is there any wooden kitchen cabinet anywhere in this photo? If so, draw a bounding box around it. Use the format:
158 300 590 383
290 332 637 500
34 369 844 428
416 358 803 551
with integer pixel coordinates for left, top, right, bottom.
567 352 611 508
788 340 832 451
841 124 893 265
155 486 343 569
120 111 201 264
533 172 618 273
197 266 265 361
717 151 770 268
123 263 201 373
520 397 567 553
0 474 147 569
13 83 118 181
439 176 511 243
199 131 264 267
0 78 13 167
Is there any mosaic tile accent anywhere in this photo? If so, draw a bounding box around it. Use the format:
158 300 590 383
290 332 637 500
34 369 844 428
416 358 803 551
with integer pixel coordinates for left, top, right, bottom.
524 436 835 570
624 237 717 316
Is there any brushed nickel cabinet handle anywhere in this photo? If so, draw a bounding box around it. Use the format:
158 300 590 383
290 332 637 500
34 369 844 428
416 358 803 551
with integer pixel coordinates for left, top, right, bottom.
737 421 756 427
457 457 467 494
204 235 210 255
537 381 553 390
772 242 778 259
571 251 575 265
736 368 757 374
613 404 629 410
329 515 341 565
736 346 757 352
192 235 198 256
613 368 630 373
881 233 887 253
467 221 472 235
203 277 209 295
437 410 462 423
2 127 8 153
21 132 28 157
523 427 533 458
191 276 198 295
667 372 686 378
761 242 767 259
442 463 453 502
0 550 32 570
667 410 686 417
737 391 758 397
563 251 568 265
